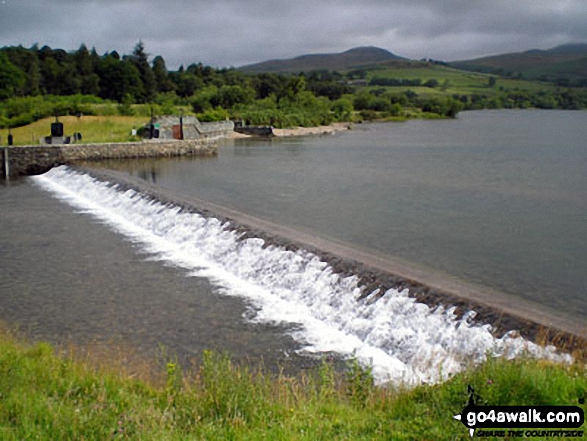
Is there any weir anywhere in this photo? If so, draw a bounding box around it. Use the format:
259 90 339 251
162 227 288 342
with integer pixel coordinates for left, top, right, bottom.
74 165 587 345
31 166 582 385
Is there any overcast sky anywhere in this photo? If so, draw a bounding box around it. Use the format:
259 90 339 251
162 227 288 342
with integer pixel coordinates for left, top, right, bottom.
1 0 587 69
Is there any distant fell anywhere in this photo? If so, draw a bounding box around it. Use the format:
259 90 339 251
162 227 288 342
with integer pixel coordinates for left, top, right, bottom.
451 43 587 83
239 47 404 73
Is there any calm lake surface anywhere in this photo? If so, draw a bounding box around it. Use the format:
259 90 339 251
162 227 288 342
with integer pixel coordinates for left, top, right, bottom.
109 110 587 324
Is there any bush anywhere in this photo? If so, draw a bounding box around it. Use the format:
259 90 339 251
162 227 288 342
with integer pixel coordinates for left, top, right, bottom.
0 95 108 128
197 107 229 122
117 94 134 116
331 97 354 121
359 109 378 121
424 79 439 88
389 102 403 116
216 85 255 108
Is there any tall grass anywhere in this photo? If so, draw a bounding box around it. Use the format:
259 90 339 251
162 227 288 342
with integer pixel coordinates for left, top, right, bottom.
0 326 584 440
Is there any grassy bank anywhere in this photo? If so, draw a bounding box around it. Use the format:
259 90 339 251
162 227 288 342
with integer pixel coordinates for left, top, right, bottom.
0 328 585 440
0 115 149 146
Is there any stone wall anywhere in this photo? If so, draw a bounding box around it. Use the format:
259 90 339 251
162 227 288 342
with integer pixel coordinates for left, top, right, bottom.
2 146 63 177
61 139 217 161
2 139 218 178
148 116 235 140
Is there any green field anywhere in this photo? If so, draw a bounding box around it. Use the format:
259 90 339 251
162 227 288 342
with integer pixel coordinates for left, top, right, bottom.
451 44 587 83
0 116 150 146
359 60 560 98
0 326 585 440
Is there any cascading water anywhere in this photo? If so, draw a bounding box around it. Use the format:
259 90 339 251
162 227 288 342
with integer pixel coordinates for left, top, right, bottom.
32 166 569 385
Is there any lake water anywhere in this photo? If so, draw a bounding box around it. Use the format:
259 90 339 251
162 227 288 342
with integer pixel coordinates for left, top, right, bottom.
0 178 305 370
108 110 587 325
1 110 584 384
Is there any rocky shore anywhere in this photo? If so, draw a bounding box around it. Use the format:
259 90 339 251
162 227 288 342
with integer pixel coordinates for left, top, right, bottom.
272 123 351 137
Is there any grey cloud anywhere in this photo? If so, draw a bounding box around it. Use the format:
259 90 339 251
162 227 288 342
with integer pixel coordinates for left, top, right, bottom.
1 0 586 68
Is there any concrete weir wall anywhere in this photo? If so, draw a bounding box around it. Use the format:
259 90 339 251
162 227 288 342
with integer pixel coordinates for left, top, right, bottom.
2 139 218 178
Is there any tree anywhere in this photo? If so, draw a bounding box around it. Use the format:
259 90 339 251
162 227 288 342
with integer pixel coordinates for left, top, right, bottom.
36 46 81 95
25 53 41 96
39 57 61 94
152 56 174 94
75 44 100 95
215 84 255 108
279 75 306 104
306 81 351 100
0 52 26 99
129 41 156 102
252 73 286 99
170 70 204 98
97 55 143 102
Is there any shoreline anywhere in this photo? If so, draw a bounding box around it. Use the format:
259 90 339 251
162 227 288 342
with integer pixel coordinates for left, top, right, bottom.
227 122 351 139
73 164 587 351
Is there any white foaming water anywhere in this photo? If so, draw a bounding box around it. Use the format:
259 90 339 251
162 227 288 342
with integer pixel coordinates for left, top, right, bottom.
32 167 570 385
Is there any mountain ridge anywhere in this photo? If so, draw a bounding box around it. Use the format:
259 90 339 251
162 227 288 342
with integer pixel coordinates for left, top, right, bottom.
238 46 404 73
451 43 587 82
237 43 587 83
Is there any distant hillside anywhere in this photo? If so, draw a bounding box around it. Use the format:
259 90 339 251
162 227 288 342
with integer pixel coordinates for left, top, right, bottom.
451 43 587 84
239 47 404 73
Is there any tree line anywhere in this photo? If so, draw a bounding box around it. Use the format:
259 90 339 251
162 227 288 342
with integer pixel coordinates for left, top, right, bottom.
1 41 586 129
0 42 353 105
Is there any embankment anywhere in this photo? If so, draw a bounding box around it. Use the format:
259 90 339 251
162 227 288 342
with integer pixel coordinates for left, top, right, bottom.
1 139 218 178
73 164 587 351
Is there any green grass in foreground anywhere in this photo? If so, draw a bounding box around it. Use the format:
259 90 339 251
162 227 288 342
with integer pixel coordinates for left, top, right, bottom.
0 115 150 146
0 328 585 440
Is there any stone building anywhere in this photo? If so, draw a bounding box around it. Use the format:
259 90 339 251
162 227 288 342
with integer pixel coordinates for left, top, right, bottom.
144 116 234 140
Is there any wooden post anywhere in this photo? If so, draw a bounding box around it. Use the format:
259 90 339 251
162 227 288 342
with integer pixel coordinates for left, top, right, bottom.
3 148 9 179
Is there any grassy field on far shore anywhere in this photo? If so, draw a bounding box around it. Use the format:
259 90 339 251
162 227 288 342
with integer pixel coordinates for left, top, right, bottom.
0 326 585 440
0 116 149 146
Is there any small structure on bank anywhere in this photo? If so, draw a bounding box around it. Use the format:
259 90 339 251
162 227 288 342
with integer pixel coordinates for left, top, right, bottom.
233 119 274 137
142 116 234 140
41 116 82 145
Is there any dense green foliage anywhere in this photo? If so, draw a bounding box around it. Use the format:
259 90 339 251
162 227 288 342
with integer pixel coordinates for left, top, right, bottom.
1 42 587 131
0 328 585 440
0 94 107 128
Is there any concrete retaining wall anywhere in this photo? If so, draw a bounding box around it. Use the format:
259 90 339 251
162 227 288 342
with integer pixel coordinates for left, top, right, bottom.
2 139 218 178
234 126 274 137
